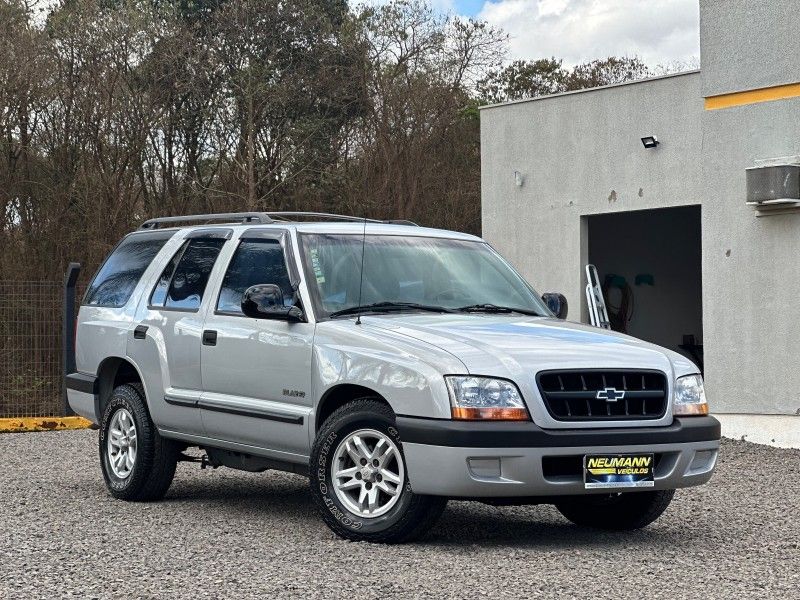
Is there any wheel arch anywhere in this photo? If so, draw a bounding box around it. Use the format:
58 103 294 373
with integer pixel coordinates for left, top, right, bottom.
314 384 392 432
95 356 147 420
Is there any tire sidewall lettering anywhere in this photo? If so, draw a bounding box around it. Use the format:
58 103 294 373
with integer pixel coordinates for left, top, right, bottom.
388 426 413 494
316 430 364 529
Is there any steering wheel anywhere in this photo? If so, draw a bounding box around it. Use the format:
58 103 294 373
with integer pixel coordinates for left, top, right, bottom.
431 288 466 303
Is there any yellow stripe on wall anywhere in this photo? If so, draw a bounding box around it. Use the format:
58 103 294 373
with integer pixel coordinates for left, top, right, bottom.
0 416 92 433
705 82 800 110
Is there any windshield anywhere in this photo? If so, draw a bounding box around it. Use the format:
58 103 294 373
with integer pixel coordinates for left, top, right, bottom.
299 233 549 318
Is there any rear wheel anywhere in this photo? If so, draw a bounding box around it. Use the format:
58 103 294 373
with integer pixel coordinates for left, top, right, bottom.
310 398 447 543
99 384 178 502
555 489 675 530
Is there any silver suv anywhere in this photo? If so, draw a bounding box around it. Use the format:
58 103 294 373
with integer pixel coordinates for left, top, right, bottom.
67 212 720 543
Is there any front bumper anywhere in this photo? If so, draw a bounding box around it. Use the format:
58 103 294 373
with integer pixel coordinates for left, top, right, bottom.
397 416 720 498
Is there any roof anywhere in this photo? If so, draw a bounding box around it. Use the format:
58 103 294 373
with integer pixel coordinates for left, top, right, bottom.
289 221 481 241
479 69 701 111
132 212 482 242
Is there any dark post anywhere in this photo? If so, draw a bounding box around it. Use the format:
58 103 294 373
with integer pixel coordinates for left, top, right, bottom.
63 262 81 416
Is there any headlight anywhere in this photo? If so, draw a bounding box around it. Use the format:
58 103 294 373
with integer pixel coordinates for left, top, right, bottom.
673 374 708 416
445 376 529 420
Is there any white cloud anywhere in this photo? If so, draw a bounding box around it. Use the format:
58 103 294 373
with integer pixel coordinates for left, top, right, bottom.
478 0 700 68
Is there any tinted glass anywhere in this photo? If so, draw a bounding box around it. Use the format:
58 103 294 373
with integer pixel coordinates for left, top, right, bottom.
300 234 548 318
162 238 226 311
149 241 186 307
217 239 293 314
84 232 173 308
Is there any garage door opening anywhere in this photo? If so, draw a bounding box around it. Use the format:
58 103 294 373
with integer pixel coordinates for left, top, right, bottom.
585 205 703 371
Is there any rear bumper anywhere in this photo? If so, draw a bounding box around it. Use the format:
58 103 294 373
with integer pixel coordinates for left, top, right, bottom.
66 372 98 423
397 416 720 498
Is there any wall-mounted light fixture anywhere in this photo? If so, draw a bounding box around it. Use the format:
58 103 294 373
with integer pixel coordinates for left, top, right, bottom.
514 171 524 187
641 135 660 149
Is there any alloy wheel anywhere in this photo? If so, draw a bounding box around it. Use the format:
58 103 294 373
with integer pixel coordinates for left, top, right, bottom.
107 408 137 479
331 428 405 518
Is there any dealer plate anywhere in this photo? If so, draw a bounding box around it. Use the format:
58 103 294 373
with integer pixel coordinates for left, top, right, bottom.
584 453 655 489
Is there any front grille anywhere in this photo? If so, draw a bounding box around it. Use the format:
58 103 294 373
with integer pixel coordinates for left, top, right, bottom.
536 370 668 421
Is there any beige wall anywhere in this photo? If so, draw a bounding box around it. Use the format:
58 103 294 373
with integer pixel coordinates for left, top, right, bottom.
481 71 704 327
481 66 800 416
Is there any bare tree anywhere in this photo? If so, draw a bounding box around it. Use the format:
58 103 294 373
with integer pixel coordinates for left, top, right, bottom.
345 0 505 232
0 0 661 280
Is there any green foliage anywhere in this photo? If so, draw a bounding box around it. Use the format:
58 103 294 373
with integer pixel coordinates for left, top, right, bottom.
479 56 652 104
478 58 566 103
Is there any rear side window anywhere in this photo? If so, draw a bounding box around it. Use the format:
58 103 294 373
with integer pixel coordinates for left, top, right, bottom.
149 245 183 307
84 231 173 308
217 239 293 314
150 237 226 311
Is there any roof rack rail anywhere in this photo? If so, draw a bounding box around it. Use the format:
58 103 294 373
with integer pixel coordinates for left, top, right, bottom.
266 212 383 223
139 211 420 230
266 212 418 226
384 219 419 226
139 212 272 230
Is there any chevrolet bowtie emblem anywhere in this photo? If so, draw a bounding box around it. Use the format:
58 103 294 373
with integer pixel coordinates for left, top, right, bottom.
596 387 625 402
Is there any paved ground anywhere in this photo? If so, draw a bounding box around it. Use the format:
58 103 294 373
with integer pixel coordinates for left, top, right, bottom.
1 431 798 599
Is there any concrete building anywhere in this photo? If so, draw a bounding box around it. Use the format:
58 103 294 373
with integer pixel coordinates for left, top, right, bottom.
480 0 800 447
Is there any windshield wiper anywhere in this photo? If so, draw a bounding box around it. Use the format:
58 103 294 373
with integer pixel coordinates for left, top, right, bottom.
329 302 456 318
456 303 542 317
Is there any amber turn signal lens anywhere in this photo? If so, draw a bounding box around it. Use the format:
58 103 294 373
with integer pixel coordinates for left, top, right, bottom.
674 403 709 416
451 407 529 421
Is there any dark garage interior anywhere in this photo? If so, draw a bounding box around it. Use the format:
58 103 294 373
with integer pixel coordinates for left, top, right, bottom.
586 205 703 369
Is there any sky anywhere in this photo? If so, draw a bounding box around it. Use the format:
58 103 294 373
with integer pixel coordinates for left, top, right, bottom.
444 0 701 68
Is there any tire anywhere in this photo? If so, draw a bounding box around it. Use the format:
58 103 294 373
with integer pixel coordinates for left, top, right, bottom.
555 489 676 530
310 398 447 543
99 383 178 502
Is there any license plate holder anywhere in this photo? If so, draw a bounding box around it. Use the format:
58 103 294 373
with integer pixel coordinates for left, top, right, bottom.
584 453 655 489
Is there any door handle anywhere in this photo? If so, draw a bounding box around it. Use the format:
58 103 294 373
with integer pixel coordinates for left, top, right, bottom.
202 330 218 346
134 325 148 340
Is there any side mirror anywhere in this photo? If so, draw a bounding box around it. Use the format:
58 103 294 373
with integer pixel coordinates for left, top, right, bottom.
542 292 568 319
241 284 305 322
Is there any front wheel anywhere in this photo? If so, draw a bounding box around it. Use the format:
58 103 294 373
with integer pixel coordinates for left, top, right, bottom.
310 398 447 543
555 489 675 530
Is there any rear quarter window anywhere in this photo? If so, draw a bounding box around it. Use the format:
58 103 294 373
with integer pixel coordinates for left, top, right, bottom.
83 231 174 308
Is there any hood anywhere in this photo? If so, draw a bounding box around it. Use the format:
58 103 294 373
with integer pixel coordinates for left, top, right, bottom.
362 314 697 380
